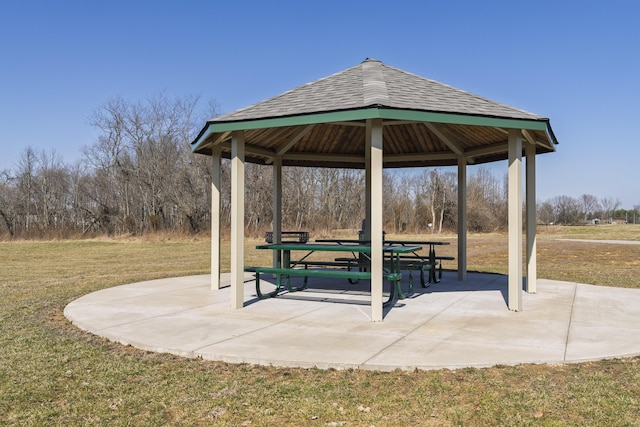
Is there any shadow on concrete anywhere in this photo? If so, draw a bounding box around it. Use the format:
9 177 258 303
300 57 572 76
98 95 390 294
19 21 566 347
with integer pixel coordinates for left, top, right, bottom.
246 270 513 310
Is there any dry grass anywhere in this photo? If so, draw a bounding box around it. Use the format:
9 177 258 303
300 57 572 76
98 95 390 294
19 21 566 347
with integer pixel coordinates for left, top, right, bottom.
537 223 640 241
1 227 640 425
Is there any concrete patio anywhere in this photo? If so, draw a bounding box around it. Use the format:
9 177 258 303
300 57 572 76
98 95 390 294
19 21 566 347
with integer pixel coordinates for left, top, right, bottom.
64 272 640 371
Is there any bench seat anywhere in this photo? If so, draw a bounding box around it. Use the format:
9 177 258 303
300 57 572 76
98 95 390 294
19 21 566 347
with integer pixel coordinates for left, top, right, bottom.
245 266 401 281
393 255 455 283
244 266 403 305
245 266 382 281
292 260 360 268
292 259 362 283
333 256 433 287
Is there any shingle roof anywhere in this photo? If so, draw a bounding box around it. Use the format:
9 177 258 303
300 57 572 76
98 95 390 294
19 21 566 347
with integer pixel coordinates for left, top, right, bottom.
214 58 545 123
193 59 557 168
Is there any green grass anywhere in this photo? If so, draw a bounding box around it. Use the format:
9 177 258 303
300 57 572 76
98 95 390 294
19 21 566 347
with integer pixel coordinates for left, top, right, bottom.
1 230 640 426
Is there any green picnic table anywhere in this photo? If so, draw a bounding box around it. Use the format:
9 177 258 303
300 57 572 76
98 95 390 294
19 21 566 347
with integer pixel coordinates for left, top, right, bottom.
245 243 422 307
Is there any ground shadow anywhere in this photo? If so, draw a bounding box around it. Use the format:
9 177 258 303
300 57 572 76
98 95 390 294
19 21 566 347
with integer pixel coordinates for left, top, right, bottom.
244 270 518 309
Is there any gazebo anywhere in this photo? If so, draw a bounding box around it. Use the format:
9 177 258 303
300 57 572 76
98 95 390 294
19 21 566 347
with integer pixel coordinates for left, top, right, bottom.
191 58 558 321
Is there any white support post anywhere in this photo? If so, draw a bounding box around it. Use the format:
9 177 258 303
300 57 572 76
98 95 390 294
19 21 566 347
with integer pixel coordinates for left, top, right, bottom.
526 142 537 293
211 145 222 290
457 157 467 281
508 129 523 311
230 131 245 309
367 119 384 321
364 142 372 241
272 156 282 268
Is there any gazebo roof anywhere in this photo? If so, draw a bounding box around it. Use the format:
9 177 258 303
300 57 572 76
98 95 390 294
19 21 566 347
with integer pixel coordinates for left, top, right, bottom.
192 58 557 168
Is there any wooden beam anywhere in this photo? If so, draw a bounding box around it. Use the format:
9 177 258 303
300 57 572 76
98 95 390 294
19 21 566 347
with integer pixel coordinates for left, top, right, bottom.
497 127 552 152
385 151 458 163
423 123 465 157
522 129 536 146
466 142 507 158
211 131 231 146
283 153 365 163
273 125 314 158
221 142 275 160
334 121 366 127
522 129 554 152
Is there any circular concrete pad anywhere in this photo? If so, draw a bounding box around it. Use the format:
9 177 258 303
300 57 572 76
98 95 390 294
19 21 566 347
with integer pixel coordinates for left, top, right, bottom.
64 272 640 371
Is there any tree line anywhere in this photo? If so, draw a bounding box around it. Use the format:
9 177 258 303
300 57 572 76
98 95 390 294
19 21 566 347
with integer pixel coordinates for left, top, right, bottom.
0 95 637 239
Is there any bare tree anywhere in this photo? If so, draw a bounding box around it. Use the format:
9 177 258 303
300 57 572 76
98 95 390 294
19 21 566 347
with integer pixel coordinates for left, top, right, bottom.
0 170 18 237
337 169 365 229
83 93 207 234
280 167 362 233
84 97 133 233
599 197 621 223
579 194 600 222
467 167 506 232
171 145 215 233
384 171 414 233
537 201 556 225
35 149 69 230
15 147 38 232
244 163 272 232
552 195 582 225
416 169 456 234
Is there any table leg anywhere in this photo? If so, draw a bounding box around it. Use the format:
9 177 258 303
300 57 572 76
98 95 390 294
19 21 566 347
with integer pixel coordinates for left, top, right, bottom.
276 249 282 288
282 249 308 292
395 252 413 299
429 244 440 284
383 252 413 307
255 272 281 299
383 279 398 307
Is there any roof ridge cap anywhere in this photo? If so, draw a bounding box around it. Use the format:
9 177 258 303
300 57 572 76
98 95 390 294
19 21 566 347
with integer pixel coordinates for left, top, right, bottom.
362 58 389 106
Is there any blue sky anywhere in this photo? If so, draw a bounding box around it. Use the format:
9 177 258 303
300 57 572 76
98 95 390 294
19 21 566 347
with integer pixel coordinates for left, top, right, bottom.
1 0 639 208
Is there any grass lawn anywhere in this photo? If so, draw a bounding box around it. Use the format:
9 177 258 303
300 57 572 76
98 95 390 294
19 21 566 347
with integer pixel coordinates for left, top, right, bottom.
1 226 640 426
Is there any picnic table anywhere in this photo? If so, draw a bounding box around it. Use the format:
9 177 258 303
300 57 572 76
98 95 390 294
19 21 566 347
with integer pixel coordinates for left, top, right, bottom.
317 238 453 285
245 243 422 307
384 239 453 284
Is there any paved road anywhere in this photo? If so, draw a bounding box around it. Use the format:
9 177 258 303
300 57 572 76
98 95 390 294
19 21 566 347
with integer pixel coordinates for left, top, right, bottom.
556 239 640 245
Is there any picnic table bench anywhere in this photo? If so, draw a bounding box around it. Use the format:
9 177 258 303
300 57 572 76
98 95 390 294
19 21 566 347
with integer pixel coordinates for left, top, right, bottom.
317 238 453 286
245 243 421 307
